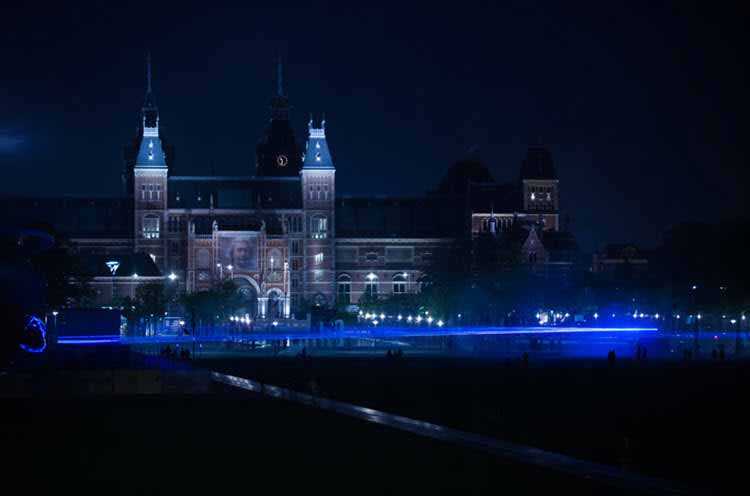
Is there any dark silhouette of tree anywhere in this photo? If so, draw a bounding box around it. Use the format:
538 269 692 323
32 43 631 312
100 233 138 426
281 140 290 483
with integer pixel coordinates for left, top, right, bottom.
30 235 94 310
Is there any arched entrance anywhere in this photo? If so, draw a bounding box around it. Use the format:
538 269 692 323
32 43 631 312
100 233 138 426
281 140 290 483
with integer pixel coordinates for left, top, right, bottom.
233 277 258 318
267 290 282 319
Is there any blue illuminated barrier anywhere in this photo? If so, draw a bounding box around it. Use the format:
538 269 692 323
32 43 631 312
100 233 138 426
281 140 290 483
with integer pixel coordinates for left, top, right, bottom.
211 370 688 495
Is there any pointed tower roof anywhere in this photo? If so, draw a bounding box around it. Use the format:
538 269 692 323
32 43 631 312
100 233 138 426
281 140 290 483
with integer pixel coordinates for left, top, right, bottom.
276 54 284 97
143 51 157 110
269 55 290 121
303 115 334 169
135 52 166 168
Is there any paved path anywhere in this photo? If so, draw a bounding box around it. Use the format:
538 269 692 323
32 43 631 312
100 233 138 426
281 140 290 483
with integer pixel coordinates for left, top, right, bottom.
211 370 697 495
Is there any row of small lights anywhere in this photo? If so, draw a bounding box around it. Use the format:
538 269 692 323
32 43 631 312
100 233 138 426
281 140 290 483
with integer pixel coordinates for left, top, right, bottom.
127 272 179 280
229 316 280 327
230 315 253 325
589 312 746 324
359 310 444 327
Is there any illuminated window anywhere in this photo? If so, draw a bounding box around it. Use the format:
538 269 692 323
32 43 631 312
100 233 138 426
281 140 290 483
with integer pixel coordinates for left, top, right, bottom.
142 215 160 239
392 273 407 294
337 274 351 304
364 274 378 297
314 252 324 265
311 216 328 239
268 248 282 270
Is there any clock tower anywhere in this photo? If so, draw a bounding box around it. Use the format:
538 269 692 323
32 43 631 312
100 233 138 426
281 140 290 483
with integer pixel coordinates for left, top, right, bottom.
255 57 303 177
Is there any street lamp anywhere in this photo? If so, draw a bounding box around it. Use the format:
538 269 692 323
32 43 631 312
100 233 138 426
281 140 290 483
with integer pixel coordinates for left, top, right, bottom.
217 263 223 279
227 265 233 279
168 272 177 281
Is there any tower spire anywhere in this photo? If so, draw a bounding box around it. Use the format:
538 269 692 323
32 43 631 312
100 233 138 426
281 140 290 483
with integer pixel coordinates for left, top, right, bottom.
147 51 152 94
143 51 156 109
276 55 283 97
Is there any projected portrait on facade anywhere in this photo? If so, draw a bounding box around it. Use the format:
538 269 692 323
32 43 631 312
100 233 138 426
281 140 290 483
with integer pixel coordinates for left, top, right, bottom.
218 234 259 272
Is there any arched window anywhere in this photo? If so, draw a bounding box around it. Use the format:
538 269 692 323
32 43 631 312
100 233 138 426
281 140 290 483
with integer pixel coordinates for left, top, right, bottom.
311 215 328 239
392 273 407 294
142 214 160 239
268 248 282 270
364 273 378 297
337 274 351 304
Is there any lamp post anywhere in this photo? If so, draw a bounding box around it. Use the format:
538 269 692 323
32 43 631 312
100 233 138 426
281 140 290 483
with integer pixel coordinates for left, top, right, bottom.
167 272 178 316
227 265 233 280
217 263 223 280
106 260 120 304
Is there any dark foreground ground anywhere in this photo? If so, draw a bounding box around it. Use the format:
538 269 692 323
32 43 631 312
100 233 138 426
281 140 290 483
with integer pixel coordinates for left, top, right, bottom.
202 354 748 494
1 390 626 495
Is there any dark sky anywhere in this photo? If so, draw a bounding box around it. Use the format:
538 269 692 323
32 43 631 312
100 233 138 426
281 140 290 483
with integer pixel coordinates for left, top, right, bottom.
2 1 747 251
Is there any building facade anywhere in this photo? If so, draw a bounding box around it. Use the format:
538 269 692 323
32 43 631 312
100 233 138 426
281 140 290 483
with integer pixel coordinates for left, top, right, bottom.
2 59 574 320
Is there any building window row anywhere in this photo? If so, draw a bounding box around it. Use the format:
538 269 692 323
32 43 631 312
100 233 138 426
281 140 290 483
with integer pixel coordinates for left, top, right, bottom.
337 273 411 300
308 183 330 201
140 183 162 201
287 215 303 233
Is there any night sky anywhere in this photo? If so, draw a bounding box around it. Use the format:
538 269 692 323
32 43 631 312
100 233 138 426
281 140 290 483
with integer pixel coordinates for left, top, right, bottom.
2 2 747 251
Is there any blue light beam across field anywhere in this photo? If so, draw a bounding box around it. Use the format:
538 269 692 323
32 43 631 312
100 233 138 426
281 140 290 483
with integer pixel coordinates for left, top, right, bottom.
55 326 658 346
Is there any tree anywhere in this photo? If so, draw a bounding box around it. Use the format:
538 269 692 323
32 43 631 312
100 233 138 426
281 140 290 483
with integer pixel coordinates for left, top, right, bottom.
30 235 95 310
422 232 534 325
136 283 167 327
114 295 140 336
177 280 245 335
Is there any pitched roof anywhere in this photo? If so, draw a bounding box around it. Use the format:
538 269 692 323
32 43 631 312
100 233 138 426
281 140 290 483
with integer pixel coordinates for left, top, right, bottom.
0 196 132 239
168 176 302 209
520 146 557 180
336 197 462 238
136 135 168 168
468 182 520 212
303 123 334 169
84 253 161 277
435 155 495 196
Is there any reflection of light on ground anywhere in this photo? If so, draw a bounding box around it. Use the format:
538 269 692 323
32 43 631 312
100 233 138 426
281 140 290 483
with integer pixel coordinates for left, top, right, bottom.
61 326 659 346
58 327 749 362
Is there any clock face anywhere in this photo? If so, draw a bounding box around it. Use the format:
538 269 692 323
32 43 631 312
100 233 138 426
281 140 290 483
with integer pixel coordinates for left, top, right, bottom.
276 154 288 167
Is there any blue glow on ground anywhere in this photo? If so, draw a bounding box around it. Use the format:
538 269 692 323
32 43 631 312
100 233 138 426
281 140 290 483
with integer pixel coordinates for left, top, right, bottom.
57 326 657 346
54 325 750 362
58 338 123 345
